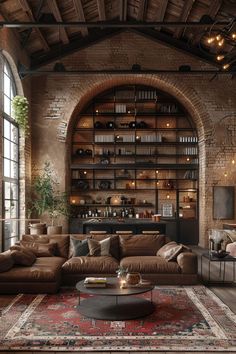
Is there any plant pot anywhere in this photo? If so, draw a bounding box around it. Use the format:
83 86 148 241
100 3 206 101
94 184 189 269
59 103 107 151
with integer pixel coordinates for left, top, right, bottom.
29 223 46 235
47 225 62 235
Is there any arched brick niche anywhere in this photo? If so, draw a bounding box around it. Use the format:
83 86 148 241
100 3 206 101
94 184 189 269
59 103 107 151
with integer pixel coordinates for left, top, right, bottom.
66 75 210 246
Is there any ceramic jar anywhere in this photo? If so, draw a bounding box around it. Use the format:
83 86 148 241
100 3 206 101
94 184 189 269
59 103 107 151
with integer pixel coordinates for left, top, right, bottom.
126 272 141 285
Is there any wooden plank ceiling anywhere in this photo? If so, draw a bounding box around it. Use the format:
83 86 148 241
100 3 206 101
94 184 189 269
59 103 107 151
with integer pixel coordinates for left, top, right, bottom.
0 0 235 70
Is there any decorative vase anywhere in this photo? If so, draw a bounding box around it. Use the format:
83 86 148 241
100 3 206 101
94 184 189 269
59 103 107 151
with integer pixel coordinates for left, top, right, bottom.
29 223 46 235
47 225 62 235
126 272 141 285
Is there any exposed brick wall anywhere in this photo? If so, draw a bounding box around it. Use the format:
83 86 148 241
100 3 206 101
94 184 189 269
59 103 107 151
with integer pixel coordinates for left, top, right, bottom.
10 30 236 247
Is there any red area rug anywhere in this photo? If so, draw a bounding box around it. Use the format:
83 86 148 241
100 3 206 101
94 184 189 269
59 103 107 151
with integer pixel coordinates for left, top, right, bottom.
0 286 236 352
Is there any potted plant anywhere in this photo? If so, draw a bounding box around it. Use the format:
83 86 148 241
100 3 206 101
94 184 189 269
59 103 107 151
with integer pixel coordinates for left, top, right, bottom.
30 162 69 234
12 95 29 135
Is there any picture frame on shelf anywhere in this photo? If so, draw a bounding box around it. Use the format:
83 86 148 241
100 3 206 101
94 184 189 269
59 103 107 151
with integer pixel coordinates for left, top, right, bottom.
162 203 174 217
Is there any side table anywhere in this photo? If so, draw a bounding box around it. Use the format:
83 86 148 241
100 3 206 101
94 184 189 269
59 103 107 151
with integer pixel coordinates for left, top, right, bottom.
201 252 236 284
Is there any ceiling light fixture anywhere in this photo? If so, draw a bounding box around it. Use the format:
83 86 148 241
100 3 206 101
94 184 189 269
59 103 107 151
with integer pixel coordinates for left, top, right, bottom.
200 17 236 70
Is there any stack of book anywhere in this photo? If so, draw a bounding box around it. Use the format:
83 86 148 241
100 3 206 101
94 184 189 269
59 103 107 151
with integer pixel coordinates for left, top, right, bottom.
84 277 107 288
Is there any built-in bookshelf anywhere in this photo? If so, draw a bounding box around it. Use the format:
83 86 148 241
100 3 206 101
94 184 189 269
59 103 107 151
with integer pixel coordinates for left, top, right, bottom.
70 85 198 223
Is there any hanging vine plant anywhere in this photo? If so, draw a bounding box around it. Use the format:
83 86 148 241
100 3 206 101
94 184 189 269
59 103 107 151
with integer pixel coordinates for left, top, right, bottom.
12 95 29 135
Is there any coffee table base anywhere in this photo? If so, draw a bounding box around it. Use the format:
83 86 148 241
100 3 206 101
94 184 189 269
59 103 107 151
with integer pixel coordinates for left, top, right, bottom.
78 295 155 320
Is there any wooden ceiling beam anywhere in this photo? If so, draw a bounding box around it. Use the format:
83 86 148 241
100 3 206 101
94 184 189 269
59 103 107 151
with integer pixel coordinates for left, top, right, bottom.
137 0 147 21
18 0 50 51
47 0 69 44
31 28 123 69
97 0 106 21
154 0 168 30
174 0 196 38
119 0 127 21
72 0 88 36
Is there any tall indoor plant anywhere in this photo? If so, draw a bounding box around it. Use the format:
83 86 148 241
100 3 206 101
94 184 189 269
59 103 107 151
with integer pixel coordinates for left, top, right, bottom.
30 162 69 234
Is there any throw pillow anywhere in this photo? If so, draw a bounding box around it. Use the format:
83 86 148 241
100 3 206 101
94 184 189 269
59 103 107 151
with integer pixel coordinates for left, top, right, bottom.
10 246 36 266
88 237 111 256
20 241 57 257
0 252 14 272
70 237 89 257
157 241 184 262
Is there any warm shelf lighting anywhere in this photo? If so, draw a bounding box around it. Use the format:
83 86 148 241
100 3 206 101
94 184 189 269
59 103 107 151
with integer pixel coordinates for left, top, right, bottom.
155 170 159 174
156 181 159 185
224 171 228 177
216 34 222 41
232 33 236 39
232 159 235 164
166 194 170 199
166 123 170 127
186 157 190 162
131 181 135 186
72 199 76 204
84 171 87 175
95 109 99 113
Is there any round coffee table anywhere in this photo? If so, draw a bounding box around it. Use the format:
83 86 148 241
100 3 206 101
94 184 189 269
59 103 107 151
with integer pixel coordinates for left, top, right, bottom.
76 277 155 320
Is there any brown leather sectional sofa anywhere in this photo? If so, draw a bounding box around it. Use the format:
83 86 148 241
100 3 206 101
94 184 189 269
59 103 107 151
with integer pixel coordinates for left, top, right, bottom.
0 233 198 294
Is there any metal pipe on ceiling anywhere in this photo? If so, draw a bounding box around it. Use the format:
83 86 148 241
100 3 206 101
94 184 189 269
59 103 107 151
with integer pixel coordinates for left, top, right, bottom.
0 21 231 29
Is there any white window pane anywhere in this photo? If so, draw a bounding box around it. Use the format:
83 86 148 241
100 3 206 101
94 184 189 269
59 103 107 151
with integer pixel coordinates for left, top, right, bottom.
11 87 14 100
4 95 11 115
11 161 18 179
4 158 11 178
4 63 11 76
11 142 18 161
4 119 11 139
4 73 11 98
4 201 11 218
11 202 18 218
4 138 11 159
11 124 18 142
4 182 11 199
11 184 18 200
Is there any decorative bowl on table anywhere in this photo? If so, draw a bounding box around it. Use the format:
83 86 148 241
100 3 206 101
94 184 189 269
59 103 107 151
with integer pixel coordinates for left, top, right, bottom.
211 250 230 258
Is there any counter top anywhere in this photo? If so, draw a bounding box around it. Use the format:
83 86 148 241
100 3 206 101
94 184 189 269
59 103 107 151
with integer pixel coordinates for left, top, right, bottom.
82 218 167 225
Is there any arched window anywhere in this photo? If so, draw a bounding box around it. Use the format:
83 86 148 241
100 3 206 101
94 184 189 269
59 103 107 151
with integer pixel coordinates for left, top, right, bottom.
2 57 19 250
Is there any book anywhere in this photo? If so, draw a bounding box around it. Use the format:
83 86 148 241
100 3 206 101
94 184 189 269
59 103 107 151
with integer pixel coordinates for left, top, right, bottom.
84 283 106 288
84 277 107 284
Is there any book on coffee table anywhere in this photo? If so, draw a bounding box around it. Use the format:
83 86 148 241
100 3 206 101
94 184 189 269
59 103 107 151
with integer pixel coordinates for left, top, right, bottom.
84 277 107 287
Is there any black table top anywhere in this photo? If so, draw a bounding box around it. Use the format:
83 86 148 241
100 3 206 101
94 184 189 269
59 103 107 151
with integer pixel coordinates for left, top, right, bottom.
76 277 154 296
202 252 236 262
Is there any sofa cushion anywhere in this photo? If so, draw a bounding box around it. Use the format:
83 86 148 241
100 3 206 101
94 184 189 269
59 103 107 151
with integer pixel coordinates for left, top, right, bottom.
70 237 89 257
22 234 69 258
120 256 181 274
62 256 119 274
157 241 191 261
0 257 65 282
0 251 14 272
119 234 166 257
88 237 111 256
20 241 57 257
10 246 36 266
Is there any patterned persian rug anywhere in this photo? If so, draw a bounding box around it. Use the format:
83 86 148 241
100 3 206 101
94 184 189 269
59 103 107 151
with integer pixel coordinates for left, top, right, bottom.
0 286 236 352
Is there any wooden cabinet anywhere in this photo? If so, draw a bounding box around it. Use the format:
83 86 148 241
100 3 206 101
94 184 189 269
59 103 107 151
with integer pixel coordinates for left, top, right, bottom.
70 85 199 243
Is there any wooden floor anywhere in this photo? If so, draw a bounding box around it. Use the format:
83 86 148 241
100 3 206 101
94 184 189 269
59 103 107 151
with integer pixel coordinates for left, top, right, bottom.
0 246 235 354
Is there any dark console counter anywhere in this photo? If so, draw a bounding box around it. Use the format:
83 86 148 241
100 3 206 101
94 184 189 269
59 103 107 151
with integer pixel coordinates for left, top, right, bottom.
70 218 167 235
69 218 198 245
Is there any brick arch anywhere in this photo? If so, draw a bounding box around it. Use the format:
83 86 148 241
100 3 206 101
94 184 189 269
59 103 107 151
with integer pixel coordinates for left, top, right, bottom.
66 75 210 246
2 50 24 96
